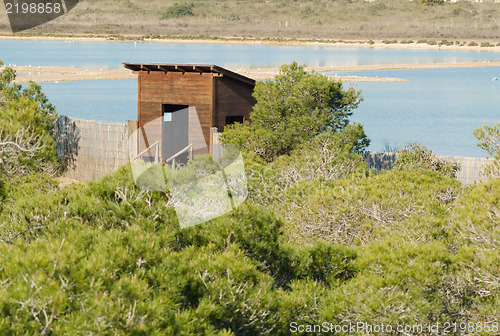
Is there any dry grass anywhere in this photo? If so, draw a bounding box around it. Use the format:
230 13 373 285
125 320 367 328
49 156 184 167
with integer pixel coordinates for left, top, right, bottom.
1 0 500 41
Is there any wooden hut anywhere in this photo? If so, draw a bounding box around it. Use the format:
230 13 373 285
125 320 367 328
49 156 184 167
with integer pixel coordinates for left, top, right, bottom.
123 63 256 162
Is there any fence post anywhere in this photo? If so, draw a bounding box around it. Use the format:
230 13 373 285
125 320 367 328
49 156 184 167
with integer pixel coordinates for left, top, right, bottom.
155 142 159 163
210 127 218 156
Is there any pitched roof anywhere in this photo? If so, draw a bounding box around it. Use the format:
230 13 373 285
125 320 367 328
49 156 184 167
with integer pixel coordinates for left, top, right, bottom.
123 63 255 86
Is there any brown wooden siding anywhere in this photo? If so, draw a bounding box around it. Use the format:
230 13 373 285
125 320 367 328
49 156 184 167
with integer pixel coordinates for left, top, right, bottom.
136 68 255 161
215 76 256 131
138 71 214 157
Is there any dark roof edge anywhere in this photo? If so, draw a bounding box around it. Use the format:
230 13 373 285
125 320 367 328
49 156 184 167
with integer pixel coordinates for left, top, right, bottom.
123 63 255 86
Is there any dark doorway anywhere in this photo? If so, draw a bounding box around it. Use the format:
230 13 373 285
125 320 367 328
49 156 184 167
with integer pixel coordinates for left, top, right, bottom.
162 104 189 163
225 116 244 125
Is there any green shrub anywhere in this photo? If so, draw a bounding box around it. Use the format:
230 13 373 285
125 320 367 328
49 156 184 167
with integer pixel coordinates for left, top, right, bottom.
320 239 485 328
393 142 460 178
277 169 462 246
0 61 59 178
0 179 6 212
480 42 493 47
473 123 500 178
244 125 369 206
297 241 358 284
468 41 478 46
419 0 445 5
448 177 500 249
300 5 316 18
221 62 363 162
161 4 194 19
0 165 364 334
2 146 500 333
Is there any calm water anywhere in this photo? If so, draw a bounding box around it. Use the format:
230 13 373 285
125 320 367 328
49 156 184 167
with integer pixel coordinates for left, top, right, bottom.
4 39 500 157
40 80 138 122
331 68 500 157
2 39 500 69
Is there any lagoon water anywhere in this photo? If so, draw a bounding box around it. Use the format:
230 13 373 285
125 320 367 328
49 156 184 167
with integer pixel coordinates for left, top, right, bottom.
2 39 500 69
333 67 500 157
2 39 500 157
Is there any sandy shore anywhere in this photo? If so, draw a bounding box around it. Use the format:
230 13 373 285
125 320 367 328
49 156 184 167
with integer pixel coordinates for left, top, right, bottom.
235 67 409 82
9 66 136 83
7 60 500 84
304 61 500 72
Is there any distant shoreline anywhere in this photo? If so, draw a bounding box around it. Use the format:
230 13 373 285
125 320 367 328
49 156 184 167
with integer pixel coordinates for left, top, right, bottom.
7 65 409 83
7 61 500 84
1 33 500 53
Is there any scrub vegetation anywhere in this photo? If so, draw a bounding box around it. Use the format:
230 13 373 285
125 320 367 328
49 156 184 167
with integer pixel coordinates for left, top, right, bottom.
2 0 500 42
0 62 499 334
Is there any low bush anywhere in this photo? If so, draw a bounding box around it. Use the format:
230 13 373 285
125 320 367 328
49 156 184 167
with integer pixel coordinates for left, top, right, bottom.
245 125 369 206
1 148 499 334
0 165 364 334
221 62 364 162
0 61 59 178
161 4 194 19
474 123 500 179
393 142 460 178
448 177 500 249
276 169 462 246
419 0 445 5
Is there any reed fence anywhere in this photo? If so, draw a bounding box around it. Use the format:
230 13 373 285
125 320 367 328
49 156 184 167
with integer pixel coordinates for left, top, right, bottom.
54 116 135 181
362 151 494 185
54 119 495 185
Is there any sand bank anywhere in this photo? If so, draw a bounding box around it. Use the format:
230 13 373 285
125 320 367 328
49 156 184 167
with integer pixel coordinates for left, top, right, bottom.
7 65 410 83
7 60 500 84
9 66 135 83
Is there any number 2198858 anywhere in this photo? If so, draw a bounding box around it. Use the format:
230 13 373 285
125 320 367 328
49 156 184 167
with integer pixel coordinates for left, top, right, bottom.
5 2 62 14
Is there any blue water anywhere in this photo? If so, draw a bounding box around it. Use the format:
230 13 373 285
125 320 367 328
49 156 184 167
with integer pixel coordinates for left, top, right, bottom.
329 67 500 157
40 80 138 122
2 39 500 69
4 39 500 157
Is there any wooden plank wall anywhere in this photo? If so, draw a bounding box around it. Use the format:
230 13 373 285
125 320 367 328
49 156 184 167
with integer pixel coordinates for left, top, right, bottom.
215 76 255 131
138 71 213 156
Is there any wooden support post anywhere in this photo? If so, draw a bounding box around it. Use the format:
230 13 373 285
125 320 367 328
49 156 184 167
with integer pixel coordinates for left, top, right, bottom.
209 127 217 156
155 142 159 163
